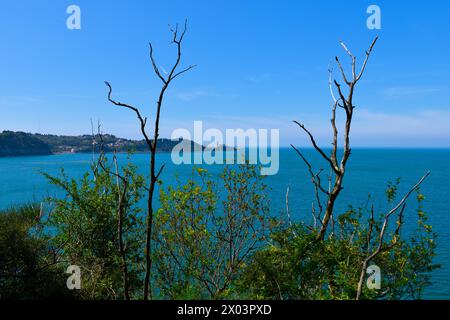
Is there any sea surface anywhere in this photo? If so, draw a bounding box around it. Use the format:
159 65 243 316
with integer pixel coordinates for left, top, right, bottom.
1 148 449 299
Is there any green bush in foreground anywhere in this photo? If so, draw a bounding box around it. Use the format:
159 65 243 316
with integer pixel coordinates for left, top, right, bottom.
0 205 73 299
153 165 273 299
43 154 146 299
236 190 438 300
0 164 439 300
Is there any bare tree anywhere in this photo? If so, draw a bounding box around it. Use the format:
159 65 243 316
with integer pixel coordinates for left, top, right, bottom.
355 171 430 300
292 37 378 240
105 20 196 299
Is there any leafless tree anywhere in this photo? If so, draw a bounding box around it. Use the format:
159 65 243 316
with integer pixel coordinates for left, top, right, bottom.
292 37 378 240
105 20 196 299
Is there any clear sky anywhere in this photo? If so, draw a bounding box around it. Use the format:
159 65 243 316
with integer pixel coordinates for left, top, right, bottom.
1 0 449 147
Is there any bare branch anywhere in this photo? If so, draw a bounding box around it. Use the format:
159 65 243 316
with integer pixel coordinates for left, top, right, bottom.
105 81 152 147
333 80 349 112
293 121 339 174
335 56 351 85
356 171 430 300
339 41 354 60
339 40 356 80
291 144 330 196
328 66 338 104
298 37 379 241
330 101 339 168
155 164 165 181
356 36 379 81
171 64 197 80
105 19 195 300
149 43 167 84
167 19 192 82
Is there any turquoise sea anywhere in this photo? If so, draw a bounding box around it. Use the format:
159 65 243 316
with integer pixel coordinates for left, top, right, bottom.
1 148 449 299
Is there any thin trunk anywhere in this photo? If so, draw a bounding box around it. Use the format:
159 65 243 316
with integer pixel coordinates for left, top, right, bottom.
114 154 131 300
318 174 343 240
106 21 195 300
118 189 130 300
143 87 166 300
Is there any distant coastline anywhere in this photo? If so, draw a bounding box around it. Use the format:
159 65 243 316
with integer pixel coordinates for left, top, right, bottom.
0 131 204 157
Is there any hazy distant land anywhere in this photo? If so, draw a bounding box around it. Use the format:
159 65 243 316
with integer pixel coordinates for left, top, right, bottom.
0 131 207 157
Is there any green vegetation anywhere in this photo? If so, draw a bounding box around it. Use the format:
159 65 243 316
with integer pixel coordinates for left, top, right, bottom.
237 191 437 300
0 29 439 301
0 205 74 299
153 165 272 299
42 154 147 299
0 131 52 157
0 162 439 300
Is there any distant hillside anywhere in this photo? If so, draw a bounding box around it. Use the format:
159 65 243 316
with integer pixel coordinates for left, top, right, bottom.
0 131 203 157
0 131 52 157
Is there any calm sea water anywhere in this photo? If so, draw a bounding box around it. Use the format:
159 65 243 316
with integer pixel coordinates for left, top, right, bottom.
1 148 449 299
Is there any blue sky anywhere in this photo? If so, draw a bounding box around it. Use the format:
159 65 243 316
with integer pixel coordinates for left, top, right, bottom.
0 0 449 147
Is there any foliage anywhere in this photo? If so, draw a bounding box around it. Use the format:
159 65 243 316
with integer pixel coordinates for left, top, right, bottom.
153 164 273 299
0 205 73 299
236 183 438 300
0 131 52 157
1 166 439 300
43 155 146 299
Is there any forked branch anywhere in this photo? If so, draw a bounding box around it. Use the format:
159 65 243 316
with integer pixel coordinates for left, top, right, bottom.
292 37 378 240
105 19 195 300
